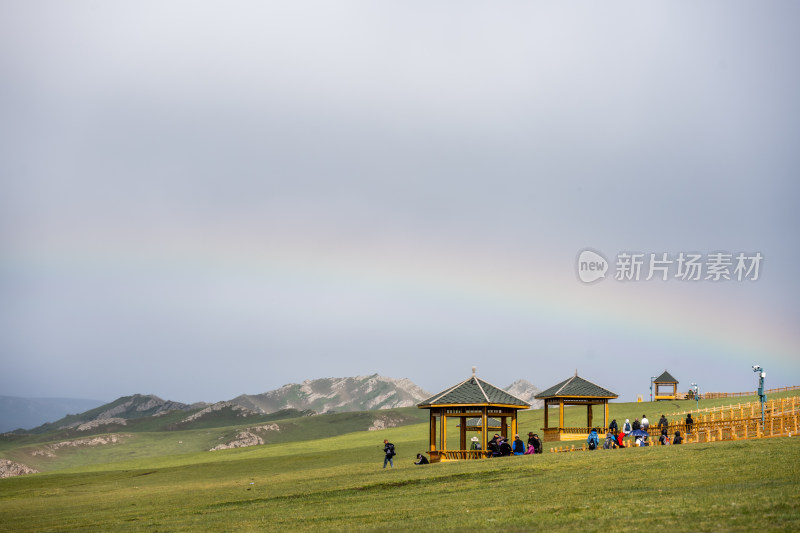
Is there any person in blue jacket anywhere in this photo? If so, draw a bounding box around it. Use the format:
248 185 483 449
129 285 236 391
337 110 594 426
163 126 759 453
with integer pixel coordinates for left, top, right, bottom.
587 428 600 450
512 434 525 455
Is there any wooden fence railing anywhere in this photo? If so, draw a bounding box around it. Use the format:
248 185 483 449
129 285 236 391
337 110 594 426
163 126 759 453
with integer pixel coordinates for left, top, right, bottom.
685 385 800 401
669 396 799 419
429 450 491 461
550 399 799 453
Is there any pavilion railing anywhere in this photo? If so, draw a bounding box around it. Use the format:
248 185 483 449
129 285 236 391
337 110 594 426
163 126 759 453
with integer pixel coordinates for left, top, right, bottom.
429 450 490 461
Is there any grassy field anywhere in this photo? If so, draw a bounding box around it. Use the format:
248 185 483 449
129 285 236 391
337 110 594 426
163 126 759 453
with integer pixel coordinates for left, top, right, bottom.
4 392 792 474
1 393 798 531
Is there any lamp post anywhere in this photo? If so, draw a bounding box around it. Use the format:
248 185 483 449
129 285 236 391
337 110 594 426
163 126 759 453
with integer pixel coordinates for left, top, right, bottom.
753 365 766 428
650 376 656 402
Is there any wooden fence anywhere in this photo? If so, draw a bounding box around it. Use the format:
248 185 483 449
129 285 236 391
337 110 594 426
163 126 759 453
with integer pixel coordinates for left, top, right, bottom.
551 396 800 453
687 385 800 401
669 396 799 418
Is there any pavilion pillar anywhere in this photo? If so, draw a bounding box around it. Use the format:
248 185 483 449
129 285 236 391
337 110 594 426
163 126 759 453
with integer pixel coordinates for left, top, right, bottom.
501 417 508 439
430 412 437 451
587 404 593 429
559 399 564 428
441 414 447 451
604 401 609 429
460 416 467 451
511 412 518 438
482 407 488 447
544 400 549 429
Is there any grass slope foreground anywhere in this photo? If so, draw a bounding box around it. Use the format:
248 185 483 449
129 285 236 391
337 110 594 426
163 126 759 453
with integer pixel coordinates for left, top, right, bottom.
0 424 798 532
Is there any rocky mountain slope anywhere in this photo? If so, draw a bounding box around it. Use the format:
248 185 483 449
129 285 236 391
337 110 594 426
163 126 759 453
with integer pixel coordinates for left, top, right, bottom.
24 394 205 434
231 374 431 414
505 379 544 408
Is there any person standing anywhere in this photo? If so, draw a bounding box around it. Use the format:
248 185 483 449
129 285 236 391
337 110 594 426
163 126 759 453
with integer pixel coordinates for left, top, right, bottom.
685 413 694 434
383 439 395 469
658 414 669 431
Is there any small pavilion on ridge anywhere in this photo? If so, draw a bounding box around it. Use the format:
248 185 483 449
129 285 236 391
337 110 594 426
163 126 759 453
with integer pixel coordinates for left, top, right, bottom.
535 372 617 442
653 370 679 400
417 368 530 462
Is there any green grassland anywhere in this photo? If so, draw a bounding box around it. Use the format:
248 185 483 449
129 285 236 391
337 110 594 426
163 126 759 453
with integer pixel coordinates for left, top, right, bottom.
1 393 798 531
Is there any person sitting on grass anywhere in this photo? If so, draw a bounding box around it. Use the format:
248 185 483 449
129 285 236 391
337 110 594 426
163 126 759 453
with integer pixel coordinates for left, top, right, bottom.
587 428 600 450
414 453 429 465
623 419 632 433
673 430 683 444
512 435 525 455
659 428 670 446
487 434 500 455
498 438 513 456
532 434 543 454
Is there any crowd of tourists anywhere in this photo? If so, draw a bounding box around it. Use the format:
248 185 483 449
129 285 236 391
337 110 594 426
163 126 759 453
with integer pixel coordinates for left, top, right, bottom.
588 412 694 450
387 412 697 466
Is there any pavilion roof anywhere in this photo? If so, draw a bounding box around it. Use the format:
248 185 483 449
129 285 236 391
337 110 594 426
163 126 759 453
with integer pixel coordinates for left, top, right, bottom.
654 370 678 384
535 373 617 399
417 373 530 408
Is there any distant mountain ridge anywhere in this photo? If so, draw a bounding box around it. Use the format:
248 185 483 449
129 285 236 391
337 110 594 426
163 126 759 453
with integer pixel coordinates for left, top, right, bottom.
5 375 543 433
21 394 206 434
231 374 431 414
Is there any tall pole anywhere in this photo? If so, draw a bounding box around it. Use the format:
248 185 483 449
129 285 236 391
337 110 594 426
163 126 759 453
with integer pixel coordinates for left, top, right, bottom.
753 366 766 429
691 383 699 410
650 376 656 402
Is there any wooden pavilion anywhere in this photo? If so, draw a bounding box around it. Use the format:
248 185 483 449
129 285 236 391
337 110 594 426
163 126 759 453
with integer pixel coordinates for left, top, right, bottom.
653 370 679 400
417 368 530 462
535 372 617 442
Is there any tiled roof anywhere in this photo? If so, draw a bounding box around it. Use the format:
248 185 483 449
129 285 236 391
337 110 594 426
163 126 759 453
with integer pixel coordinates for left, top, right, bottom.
534 374 617 399
654 370 678 384
417 374 530 407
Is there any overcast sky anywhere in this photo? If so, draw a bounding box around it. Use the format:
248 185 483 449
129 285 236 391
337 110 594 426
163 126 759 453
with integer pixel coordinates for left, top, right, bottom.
1 1 798 405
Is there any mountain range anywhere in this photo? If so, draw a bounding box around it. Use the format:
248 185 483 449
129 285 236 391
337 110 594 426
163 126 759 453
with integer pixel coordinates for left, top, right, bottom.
1 375 542 433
